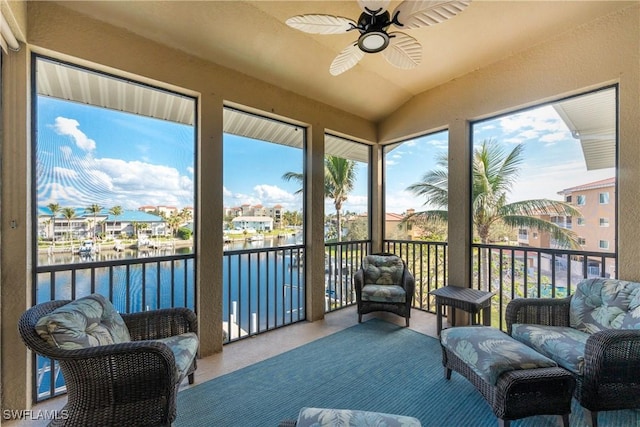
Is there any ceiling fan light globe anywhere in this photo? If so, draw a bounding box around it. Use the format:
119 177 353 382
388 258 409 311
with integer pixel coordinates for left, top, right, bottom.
358 31 389 53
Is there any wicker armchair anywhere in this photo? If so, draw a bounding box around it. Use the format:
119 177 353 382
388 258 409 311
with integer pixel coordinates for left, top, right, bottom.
19 297 198 427
506 278 640 427
354 253 415 327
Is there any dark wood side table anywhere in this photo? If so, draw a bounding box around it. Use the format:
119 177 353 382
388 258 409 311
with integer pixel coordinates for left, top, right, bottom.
429 285 496 336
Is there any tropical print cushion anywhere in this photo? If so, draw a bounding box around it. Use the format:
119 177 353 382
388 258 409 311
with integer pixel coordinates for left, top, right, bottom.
441 326 557 385
621 284 640 329
35 293 131 350
295 407 421 427
511 324 588 375
362 255 404 286
361 284 406 303
155 332 198 379
570 278 640 333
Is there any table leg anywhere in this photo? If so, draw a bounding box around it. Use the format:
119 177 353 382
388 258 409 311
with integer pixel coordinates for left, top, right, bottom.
451 305 456 328
436 301 443 336
482 305 491 326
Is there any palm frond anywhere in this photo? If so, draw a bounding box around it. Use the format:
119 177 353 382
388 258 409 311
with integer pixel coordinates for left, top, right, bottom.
500 199 582 217
405 210 449 223
281 171 304 195
500 215 581 249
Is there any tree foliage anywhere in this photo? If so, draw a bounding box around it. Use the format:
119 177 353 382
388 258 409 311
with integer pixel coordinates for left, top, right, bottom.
407 139 582 248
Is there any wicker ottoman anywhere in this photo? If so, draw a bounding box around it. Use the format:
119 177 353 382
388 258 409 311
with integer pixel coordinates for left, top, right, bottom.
440 326 575 427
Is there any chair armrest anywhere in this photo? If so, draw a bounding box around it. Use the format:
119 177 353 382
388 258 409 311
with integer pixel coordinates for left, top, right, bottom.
49 340 178 395
402 269 416 303
506 296 571 334
123 307 197 341
580 329 640 407
584 329 640 379
354 269 364 295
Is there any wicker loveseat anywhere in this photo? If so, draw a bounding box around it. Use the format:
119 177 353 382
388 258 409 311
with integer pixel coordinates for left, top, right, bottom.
354 253 415 326
506 278 640 427
18 294 198 427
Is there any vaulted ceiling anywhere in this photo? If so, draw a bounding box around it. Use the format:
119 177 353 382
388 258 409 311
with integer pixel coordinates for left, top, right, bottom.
54 1 633 123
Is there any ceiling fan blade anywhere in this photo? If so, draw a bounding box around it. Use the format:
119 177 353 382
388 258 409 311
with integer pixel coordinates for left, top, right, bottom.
392 0 471 29
286 15 355 34
357 0 391 16
382 32 421 69
330 43 365 76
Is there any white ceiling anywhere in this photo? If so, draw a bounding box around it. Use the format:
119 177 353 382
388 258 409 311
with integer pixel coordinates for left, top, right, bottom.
53 0 634 123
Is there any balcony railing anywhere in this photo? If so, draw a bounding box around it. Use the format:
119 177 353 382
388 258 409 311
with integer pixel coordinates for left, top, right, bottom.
31 239 616 402
324 240 369 313
471 243 616 330
222 245 306 343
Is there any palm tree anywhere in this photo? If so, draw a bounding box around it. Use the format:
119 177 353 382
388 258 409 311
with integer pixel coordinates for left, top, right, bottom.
85 204 103 242
282 155 356 242
325 156 356 242
61 207 77 244
408 139 582 292
47 203 60 244
167 213 182 238
138 221 149 237
407 139 582 247
180 207 193 223
109 205 123 238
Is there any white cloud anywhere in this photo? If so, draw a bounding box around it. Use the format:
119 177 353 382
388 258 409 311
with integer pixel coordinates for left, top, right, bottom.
340 194 368 213
539 132 569 143
497 106 570 143
52 117 96 152
59 146 73 159
253 184 296 204
52 166 79 179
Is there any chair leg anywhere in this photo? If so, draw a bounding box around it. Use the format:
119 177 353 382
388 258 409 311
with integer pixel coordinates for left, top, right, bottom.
444 367 451 380
558 414 569 427
498 419 510 427
405 317 409 327
358 313 362 323
188 372 194 385
583 408 598 427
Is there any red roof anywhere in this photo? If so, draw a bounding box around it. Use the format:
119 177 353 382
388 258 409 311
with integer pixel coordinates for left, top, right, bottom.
559 177 615 194
385 213 405 221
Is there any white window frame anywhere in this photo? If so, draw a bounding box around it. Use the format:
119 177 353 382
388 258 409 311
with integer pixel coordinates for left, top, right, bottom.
599 192 610 204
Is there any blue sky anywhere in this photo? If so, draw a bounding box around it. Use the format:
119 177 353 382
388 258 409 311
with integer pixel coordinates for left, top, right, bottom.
37 97 195 211
38 95 614 217
384 104 614 215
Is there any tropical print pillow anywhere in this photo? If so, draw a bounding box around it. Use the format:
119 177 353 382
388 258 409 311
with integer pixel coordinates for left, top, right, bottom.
362 254 404 286
295 407 421 427
441 326 557 385
570 278 640 333
35 293 131 350
621 284 640 329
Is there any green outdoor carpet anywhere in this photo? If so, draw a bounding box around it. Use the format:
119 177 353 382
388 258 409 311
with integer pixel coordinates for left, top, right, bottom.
176 319 640 426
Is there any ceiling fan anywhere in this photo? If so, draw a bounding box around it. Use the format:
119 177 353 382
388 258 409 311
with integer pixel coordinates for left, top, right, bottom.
286 0 471 76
